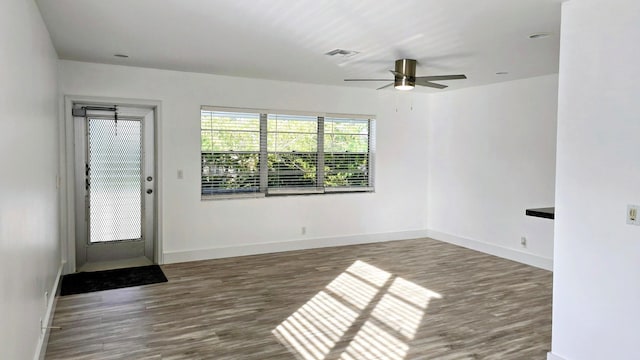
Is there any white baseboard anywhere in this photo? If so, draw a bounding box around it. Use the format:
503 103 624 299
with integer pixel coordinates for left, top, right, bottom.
547 352 566 360
163 230 430 264
33 261 65 360
163 229 553 271
426 229 553 271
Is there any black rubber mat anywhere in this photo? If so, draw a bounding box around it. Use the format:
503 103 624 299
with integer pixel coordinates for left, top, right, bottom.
60 265 167 296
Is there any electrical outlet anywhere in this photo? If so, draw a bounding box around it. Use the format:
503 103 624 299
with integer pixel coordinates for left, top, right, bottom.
301 226 306 235
520 236 527 248
177 169 184 179
627 205 640 225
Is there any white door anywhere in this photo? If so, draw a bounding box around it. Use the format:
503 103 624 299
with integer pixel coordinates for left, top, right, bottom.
74 105 156 268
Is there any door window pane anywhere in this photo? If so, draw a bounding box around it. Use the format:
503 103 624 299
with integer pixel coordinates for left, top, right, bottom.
88 118 142 242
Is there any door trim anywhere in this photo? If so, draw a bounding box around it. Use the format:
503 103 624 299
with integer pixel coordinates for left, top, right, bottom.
61 95 163 274
75 112 152 266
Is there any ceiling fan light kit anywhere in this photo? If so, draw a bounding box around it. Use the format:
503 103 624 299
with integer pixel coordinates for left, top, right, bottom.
344 58 467 91
394 78 415 91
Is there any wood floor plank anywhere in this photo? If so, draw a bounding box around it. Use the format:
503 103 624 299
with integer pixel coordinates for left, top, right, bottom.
46 238 552 359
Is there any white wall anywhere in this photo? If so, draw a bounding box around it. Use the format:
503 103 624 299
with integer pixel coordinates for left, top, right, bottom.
550 1 640 359
426 75 558 269
58 61 430 263
0 1 60 359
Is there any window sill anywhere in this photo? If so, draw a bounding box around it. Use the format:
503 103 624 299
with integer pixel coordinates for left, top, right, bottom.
266 188 324 196
324 186 374 193
201 192 265 201
201 187 374 200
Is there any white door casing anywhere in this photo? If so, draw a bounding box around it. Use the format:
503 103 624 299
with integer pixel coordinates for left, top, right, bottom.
67 100 159 270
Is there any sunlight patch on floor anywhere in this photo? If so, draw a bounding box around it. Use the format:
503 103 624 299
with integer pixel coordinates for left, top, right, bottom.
272 260 442 360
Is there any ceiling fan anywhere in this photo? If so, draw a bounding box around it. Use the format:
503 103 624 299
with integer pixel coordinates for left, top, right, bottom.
344 59 467 90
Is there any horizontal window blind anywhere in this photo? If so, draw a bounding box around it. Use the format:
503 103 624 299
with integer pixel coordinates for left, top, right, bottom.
267 114 318 191
201 110 261 195
201 107 375 198
324 117 370 189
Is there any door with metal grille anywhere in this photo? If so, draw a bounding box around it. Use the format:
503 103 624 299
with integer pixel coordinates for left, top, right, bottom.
74 105 155 268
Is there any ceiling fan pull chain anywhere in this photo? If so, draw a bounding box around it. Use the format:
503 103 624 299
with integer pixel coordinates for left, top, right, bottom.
114 105 118 136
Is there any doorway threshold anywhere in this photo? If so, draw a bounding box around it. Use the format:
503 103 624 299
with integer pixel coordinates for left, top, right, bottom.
77 256 153 272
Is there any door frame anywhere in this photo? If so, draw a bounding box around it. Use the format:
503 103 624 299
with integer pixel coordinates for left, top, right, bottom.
74 109 154 267
61 95 163 274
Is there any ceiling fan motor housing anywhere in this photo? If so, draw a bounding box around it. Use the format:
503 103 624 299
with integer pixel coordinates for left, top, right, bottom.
394 59 416 89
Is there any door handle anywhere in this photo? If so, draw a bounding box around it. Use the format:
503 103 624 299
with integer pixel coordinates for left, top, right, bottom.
146 189 153 194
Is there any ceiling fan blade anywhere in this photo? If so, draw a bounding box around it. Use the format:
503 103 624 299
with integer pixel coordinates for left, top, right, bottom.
415 74 467 81
344 79 393 82
389 70 405 77
376 83 395 90
415 79 448 89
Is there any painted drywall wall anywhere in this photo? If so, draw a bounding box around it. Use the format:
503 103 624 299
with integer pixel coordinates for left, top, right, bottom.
0 0 60 359
58 61 430 263
550 1 640 359
426 75 558 269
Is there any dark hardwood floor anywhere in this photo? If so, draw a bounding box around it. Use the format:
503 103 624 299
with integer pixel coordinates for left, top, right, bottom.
46 238 552 359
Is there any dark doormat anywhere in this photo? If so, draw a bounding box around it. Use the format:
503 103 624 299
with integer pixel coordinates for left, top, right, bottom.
60 265 168 296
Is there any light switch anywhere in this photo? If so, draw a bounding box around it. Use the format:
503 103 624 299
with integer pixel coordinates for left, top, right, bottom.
177 169 184 179
627 204 639 225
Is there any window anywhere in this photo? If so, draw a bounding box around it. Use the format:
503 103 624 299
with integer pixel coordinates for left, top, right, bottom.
201 111 261 195
324 117 371 191
201 107 374 198
267 114 319 193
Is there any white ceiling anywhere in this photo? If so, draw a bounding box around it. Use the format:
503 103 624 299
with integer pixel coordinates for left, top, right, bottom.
36 0 561 91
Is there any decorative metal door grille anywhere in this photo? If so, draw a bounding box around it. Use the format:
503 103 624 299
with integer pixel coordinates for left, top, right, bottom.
87 118 142 243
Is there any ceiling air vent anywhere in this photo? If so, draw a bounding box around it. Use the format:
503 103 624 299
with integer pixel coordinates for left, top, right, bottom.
325 49 359 57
